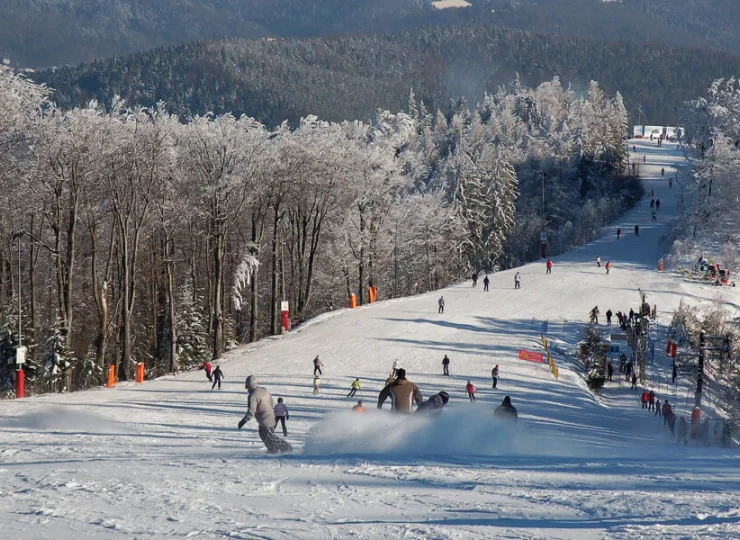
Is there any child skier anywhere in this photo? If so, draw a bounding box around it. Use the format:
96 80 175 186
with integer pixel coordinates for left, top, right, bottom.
273 397 289 436
466 380 476 402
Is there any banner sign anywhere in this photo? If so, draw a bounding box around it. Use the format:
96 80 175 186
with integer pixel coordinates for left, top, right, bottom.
518 350 544 363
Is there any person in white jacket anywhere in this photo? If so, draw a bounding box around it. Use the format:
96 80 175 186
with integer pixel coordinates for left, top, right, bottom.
273 397 289 436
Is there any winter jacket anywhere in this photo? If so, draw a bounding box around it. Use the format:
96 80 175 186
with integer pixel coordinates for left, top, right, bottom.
662 402 672 417
494 396 518 422
546 260 553 269
648 391 655 403
393 360 400 370
377 376 423 413
313 357 323 367
353 404 365 412
417 392 447 414
241 375 275 428
514 272 521 282
204 361 212 375
442 356 450 366
466 383 476 394
492 367 499 378
438 297 445 307
273 403 289 418
212 367 224 381
351 379 361 390
641 391 649 403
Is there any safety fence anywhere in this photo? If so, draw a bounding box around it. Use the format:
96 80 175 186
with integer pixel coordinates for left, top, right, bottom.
540 332 559 380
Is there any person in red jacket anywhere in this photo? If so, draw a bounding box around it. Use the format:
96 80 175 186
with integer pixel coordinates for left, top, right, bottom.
641 390 649 409
204 361 212 381
605 261 611 275
466 380 477 402
546 259 553 274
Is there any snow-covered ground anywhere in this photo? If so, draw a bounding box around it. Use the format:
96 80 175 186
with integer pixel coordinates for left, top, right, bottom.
2 140 740 539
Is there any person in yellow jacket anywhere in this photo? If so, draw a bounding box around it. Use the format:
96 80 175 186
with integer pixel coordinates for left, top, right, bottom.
347 377 361 398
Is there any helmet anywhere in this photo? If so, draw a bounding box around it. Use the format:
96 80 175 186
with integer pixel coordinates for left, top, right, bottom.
439 391 449 404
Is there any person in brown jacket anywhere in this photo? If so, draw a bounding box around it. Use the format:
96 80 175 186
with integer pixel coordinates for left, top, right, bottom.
377 368 422 413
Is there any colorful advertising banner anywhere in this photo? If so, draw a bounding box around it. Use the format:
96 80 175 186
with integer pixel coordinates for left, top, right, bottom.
518 350 544 363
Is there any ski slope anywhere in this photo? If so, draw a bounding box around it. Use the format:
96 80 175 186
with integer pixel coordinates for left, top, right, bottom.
2 140 740 539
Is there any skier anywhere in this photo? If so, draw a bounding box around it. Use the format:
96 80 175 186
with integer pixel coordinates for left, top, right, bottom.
494 396 518 423
662 400 672 426
667 411 676 436
417 391 449 415
617 228 621 239
203 360 212 381
669 178 673 189
605 260 611 275
483 275 490 292
466 380 477 402
641 389 649 409
514 272 521 289
607 361 614 381
590 306 600 324
392 359 400 377
472 272 478 287
648 389 655 411
491 364 499 388
661 168 665 176
629 308 635 322
211 365 224 390
678 417 689 445
273 397 289 436
652 210 657 222
596 255 601 268
643 155 646 163
650 198 655 208
313 355 323 376
238 375 292 454
631 373 638 390
625 360 633 379
633 145 636 152
438 296 445 314
353 400 365 412
606 309 613 326
546 259 553 274
347 377 361 398
377 368 423 413
442 354 450 376
312 375 321 395
635 225 639 236
655 398 662 417
655 199 661 211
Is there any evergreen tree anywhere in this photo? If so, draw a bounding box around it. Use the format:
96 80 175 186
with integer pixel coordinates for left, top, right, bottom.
176 279 210 370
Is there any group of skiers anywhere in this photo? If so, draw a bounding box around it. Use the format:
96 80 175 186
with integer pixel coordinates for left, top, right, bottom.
638 390 689 444
471 273 491 291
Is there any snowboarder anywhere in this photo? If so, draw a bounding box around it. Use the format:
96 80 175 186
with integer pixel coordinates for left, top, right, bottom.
466 380 476 402
347 378 361 398
472 272 478 287
655 199 660 211
678 416 689 445
492 365 499 388
605 260 611 275
596 255 601 268
417 391 449 415
546 259 553 274
392 359 400 377
607 361 614 381
606 309 613 326
438 296 445 314
483 275 490 291
494 396 518 423
514 272 521 289
273 397 289 436
238 375 292 454
635 225 639 236
313 355 323 376
377 368 422 413
631 373 638 390
353 400 365 412
313 375 321 395
204 360 212 381
442 354 450 376
641 390 649 409
617 228 621 239
211 365 224 390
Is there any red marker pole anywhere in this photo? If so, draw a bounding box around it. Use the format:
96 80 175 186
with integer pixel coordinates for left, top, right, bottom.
16 367 25 398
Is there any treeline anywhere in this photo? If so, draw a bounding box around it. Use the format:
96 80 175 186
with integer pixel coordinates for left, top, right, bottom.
34 23 740 129
0 67 630 397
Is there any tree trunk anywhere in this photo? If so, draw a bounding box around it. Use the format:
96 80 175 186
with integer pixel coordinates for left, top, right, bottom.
212 233 225 360
270 210 280 335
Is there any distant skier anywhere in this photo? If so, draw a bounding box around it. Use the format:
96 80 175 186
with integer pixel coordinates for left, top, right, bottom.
655 199 660 211
491 364 499 388
438 296 445 314
466 380 477 402
641 390 649 409
661 168 665 176
669 178 673 189
211 365 224 390
631 373 638 390
273 397 289 436
313 375 321 395
417 391 449 415
238 375 292 454
617 228 621 239
353 400 365 412
662 400 672 426
655 398 662 417
590 306 600 324
377 368 422 413
678 417 689 445
650 198 655 208
643 155 646 163
494 396 518 423
514 272 521 289
472 272 478 287
596 255 601 268
546 259 553 274
442 354 450 376
606 309 613 326
347 378 361 398
607 361 614 381
633 145 636 152
635 225 639 236
652 210 657 222
392 359 400 377
204 360 213 381
313 355 323 376
648 390 655 411
605 260 611 275
629 308 635 322
483 275 490 292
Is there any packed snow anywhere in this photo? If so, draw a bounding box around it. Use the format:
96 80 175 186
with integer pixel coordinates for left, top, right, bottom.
2 140 740 539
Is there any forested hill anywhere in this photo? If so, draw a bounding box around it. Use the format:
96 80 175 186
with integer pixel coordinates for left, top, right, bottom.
34 24 740 127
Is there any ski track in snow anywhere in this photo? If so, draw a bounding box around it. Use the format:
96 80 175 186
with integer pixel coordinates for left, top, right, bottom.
2 140 740 539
